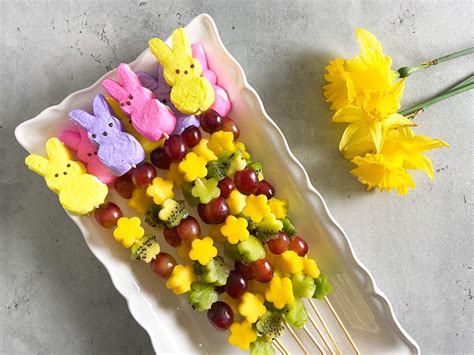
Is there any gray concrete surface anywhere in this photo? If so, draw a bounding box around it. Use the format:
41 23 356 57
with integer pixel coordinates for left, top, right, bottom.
1 0 473 353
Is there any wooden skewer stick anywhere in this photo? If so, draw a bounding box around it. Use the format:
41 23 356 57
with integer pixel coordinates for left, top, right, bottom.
303 325 325 355
307 305 336 355
162 132 169 140
324 296 361 355
284 320 309 355
309 299 341 354
273 338 288 355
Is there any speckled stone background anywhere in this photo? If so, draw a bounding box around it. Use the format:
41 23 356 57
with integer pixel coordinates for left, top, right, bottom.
1 0 473 354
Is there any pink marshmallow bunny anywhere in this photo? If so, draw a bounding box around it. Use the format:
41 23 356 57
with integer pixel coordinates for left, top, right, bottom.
191 43 231 117
102 63 176 141
58 127 116 186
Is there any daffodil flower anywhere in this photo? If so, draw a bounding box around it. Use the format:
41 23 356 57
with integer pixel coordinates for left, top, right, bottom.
179 152 208 182
208 131 235 156
189 237 218 265
128 187 153 214
113 217 144 248
228 320 257 351
238 292 266 323
265 276 294 310
242 194 271 223
166 264 196 294
146 177 174 205
221 215 249 244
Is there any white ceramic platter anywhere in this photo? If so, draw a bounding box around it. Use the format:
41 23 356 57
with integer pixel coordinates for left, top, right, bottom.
15 14 420 354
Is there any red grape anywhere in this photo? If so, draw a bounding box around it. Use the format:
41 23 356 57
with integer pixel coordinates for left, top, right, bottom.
250 258 273 282
131 162 157 188
267 232 290 255
290 236 308 256
234 261 253 280
204 197 229 224
94 202 122 229
255 180 275 199
114 172 135 199
176 216 201 241
207 301 234 331
164 134 187 162
199 110 223 133
234 168 259 195
181 126 201 148
218 177 235 199
222 117 240 139
151 252 177 278
163 226 182 247
197 203 211 224
226 271 247 299
150 147 171 170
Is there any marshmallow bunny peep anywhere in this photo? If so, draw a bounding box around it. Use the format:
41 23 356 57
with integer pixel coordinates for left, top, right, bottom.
69 94 145 176
25 138 108 215
149 28 215 115
102 63 176 141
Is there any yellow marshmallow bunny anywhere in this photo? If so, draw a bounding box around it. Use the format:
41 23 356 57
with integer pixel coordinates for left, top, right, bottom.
149 28 215 115
25 138 108 215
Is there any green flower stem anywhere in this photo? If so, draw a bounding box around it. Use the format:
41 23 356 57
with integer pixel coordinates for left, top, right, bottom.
397 47 474 78
399 77 474 116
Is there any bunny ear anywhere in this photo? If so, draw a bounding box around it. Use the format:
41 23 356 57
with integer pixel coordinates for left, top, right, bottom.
69 109 95 131
45 138 72 162
102 79 128 100
191 43 208 69
58 130 81 150
25 154 49 176
171 28 192 57
149 38 174 66
117 64 141 90
93 94 113 119
136 71 159 91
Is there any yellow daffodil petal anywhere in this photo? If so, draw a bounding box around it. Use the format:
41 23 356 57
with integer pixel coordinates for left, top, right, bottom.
323 58 357 111
332 106 366 123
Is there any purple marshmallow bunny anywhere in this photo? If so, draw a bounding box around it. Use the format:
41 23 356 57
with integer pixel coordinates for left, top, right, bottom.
69 94 145 176
136 65 200 135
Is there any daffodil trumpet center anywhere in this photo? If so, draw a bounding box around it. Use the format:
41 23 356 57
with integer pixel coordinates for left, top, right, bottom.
397 46 474 78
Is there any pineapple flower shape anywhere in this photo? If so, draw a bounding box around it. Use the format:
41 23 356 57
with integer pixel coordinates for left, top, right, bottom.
177 240 192 262
265 276 295 309
221 215 250 244
235 142 251 160
191 177 220 204
226 190 247 215
238 292 267 324
277 250 304 274
267 198 287 219
208 131 235 156
191 138 217 162
242 194 271 223
228 320 257 351
189 237 218 265
166 264 196 294
178 152 208 182
128 187 153 214
146 177 174 205
302 256 320 278
208 224 227 244
113 217 145 248
166 162 186 187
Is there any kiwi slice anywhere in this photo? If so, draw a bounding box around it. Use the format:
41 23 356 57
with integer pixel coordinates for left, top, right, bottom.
193 261 203 275
201 256 230 286
255 216 283 242
224 241 243 261
247 161 263 179
283 299 308 329
206 161 226 181
256 310 285 339
280 217 296 238
130 235 160 263
238 235 266 263
159 199 188 228
291 273 316 299
182 182 200 207
188 282 219 311
313 275 333 299
145 204 165 230
218 150 246 176
250 337 275 355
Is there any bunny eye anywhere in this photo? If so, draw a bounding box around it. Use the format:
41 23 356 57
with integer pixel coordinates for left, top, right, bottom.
129 95 133 100
190 64 194 68
87 153 92 157
103 132 108 136
94 151 97 155
109 123 113 127
126 101 131 105
162 99 167 104
184 70 188 75
67 163 71 168
55 173 59 177
120 103 124 107
63 172 67 175
175 69 180 74
92 134 97 139
129 119 132 124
